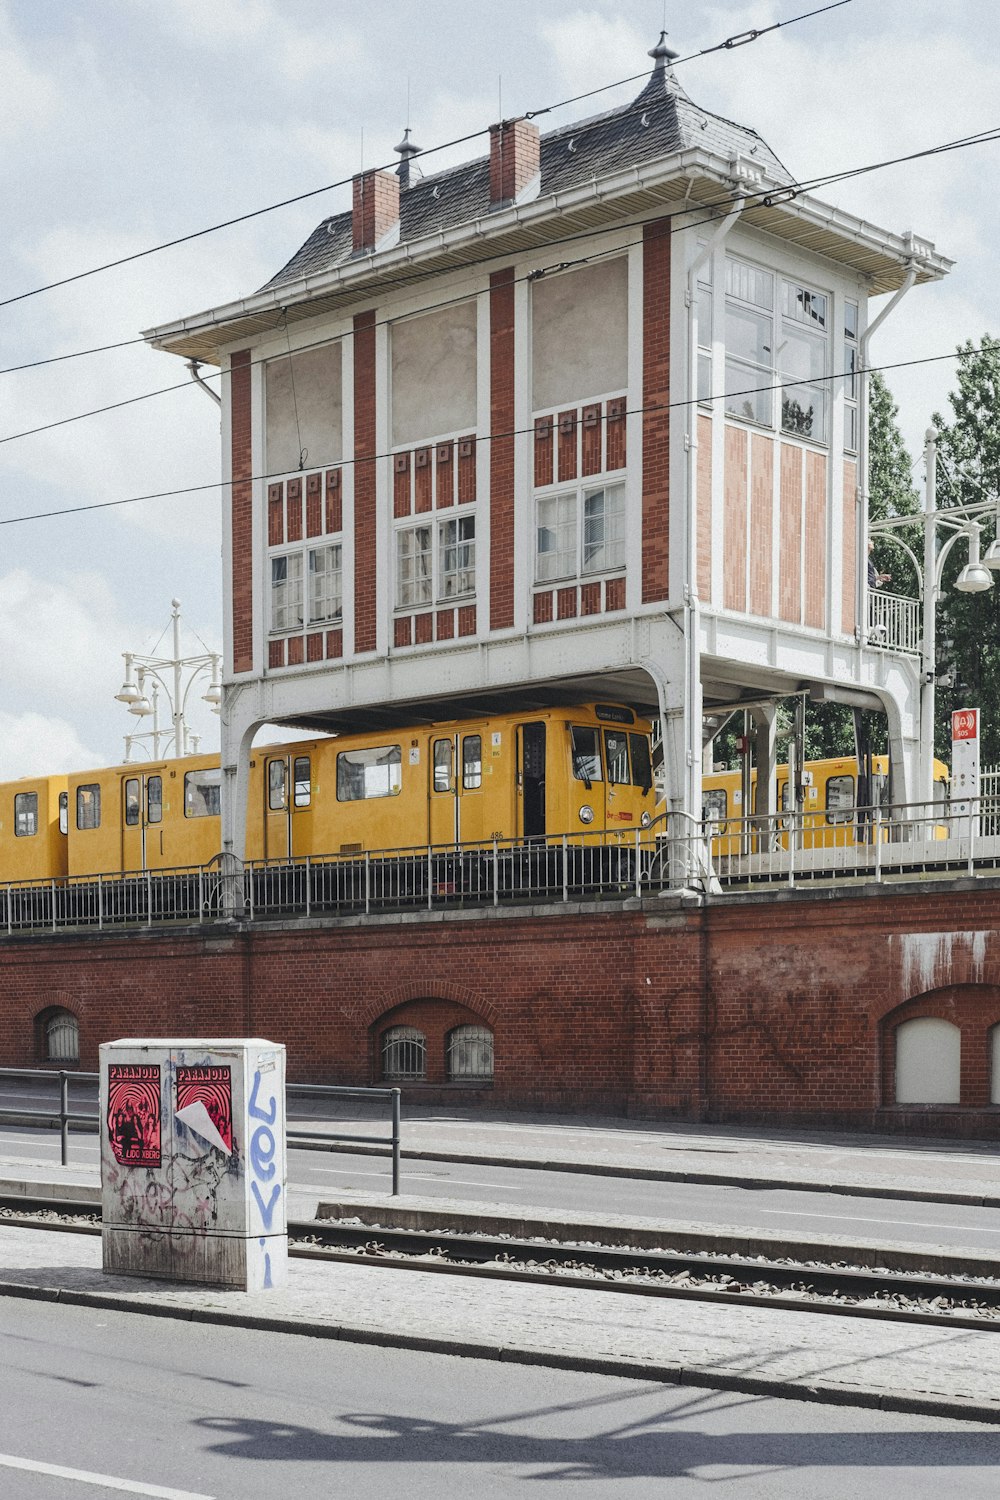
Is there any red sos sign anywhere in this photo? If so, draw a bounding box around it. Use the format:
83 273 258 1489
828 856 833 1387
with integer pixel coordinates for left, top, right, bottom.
952 709 978 742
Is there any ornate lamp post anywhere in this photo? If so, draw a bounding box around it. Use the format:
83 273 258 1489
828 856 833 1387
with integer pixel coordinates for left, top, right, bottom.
114 599 222 762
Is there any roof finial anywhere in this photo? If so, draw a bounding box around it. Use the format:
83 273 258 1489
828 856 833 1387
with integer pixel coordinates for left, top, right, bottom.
648 30 679 69
393 126 421 189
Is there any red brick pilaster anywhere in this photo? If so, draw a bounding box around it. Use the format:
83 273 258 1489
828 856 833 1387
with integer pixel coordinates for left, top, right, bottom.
642 220 671 603
489 268 515 630
353 310 377 653
230 349 254 673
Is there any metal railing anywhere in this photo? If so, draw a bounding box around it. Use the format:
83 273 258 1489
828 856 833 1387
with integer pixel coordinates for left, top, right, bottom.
0 1067 99 1166
868 590 920 653
0 1070 403 1192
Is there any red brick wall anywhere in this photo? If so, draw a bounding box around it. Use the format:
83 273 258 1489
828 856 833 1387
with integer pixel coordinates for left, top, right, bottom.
489 268 516 630
352 170 400 252
230 350 254 673
641 220 671 603
353 310 377 652
10 887 1000 1133
489 119 540 205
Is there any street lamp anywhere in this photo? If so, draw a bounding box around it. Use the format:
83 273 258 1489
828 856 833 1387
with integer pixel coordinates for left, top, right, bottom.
869 427 997 808
114 599 222 762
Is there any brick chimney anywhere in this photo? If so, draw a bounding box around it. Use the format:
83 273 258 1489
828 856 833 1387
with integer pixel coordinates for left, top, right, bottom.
489 118 541 210
352 169 401 254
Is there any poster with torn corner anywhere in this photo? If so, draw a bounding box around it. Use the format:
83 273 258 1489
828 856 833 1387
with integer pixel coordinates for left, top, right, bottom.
99 1038 287 1292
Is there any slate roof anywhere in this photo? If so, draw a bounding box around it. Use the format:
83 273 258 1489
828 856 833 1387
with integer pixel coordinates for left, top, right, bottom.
261 56 794 292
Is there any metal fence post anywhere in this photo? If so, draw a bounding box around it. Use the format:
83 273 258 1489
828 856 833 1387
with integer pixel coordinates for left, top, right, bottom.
492 839 499 908
427 845 433 911
60 1071 69 1167
874 806 883 882
146 869 153 927
969 800 976 879
51 879 57 933
305 856 311 919
198 867 205 923
562 835 568 904
391 1088 401 1196
635 828 642 900
7 884 12 937
365 851 371 917
97 874 104 930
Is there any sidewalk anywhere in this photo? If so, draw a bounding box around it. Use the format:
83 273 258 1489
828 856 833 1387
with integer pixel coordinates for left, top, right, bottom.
0 1212 997 1425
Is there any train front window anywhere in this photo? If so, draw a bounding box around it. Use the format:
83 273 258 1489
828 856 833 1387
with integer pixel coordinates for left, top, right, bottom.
124 779 140 827
570 727 602 789
293 757 311 808
58 792 68 836
268 760 286 811
185 769 221 818
337 745 402 801
826 774 855 825
14 792 37 838
463 735 482 790
629 733 653 793
76 785 100 831
433 739 453 793
147 776 162 825
604 731 629 785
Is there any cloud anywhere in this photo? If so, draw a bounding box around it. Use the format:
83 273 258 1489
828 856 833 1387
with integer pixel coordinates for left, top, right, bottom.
0 711 102 779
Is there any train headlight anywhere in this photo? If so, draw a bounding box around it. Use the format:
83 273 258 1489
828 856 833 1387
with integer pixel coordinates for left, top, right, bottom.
640 811 652 828
579 804 595 824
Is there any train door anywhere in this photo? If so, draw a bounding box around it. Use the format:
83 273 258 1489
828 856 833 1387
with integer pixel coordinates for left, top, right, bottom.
262 752 314 860
120 771 164 872
517 722 546 839
429 731 488 846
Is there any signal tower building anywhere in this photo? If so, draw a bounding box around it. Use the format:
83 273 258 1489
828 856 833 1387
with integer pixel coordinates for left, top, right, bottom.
146 36 950 859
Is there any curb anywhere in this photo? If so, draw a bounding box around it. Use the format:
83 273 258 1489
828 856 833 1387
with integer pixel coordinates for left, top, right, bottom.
0 1277 995 1426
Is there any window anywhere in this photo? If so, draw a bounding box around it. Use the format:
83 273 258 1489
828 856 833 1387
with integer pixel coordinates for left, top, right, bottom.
44 1009 79 1064
724 255 830 442
703 788 728 823
447 1025 494 1082
462 735 482 791
76 785 100 831
895 1017 961 1105
58 792 68 836
293 757 311 808
124 779 140 828
184 768 221 818
433 738 454 792
14 792 37 838
844 300 859 453
270 553 303 632
629 733 653 792
396 516 476 609
536 482 625 584
381 1025 426 1081
308 544 343 624
571 726 603 785
826 774 855 825
604 731 630 786
268 760 286 811
147 776 162 825
337 745 402 801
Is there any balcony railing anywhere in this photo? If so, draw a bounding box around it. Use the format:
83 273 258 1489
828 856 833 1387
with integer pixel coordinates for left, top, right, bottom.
868 590 920 653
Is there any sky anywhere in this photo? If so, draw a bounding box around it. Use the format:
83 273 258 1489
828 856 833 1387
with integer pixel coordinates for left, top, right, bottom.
0 0 996 778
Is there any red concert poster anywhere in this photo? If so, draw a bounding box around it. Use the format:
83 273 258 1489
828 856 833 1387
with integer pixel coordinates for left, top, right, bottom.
175 1065 233 1155
107 1064 162 1167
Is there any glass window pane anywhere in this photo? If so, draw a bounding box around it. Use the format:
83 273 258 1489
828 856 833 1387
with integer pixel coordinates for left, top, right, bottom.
583 483 625 574
147 776 162 825
724 359 772 426
697 285 713 348
629 733 653 792
845 301 858 339
462 735 482 790
14 792 38 838
124 779 140 828
781 382 828 443
779 324 825 382
58 792 68 836
843 342 857 399
782 280 828 330
293 756 311 808
826 774 855 824
535 493 576 583
440 515 475 599
697 351 712 405
396 526 433 609
605 730 629 785
433 738 453 793
336 745 402 801
571 726 603 784
268 760 286 811
703 788 728 822
270 553 303 633
76 784 101 831
725 303 773 366
381 1025 426 1081
845 403 858 453
185 768 221 818
447 1025 494 1081
308 545 342 624
726 258 773 310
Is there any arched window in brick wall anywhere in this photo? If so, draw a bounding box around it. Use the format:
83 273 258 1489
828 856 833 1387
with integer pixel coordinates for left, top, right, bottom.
446 1025 493 1082
37 1008 79 1066
381 1026 426 1082
895 1017 960 1104
991 1025 1000 1106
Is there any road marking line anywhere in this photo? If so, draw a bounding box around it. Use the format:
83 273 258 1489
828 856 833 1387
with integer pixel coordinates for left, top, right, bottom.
304 1165 519 1189
0 1451 214 1497
760 1208 1000 1234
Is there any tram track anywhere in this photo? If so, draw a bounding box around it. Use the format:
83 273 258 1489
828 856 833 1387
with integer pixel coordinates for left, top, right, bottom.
5 1193 1000 1334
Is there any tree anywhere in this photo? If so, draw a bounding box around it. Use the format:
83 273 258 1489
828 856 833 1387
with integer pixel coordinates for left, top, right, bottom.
868 370 920 599
931 336 1000 764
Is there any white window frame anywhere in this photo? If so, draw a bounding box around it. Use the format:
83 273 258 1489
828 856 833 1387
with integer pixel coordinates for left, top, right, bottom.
535 480 626 585
395 513 476 611
270 543 343 635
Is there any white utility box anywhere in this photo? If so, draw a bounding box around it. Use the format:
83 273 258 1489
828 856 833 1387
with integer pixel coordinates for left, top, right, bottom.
100 1038 287 1291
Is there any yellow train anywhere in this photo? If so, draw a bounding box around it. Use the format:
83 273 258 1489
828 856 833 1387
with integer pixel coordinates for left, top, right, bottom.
700 754 951 853
0 703 656 885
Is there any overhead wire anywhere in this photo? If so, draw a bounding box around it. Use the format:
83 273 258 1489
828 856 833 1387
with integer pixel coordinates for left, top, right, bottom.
0 0 856 316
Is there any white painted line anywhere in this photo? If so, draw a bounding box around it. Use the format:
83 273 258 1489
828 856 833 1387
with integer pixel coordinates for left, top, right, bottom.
760 1208 1000 1235
0 1450 214 1497
303 1165 521 1189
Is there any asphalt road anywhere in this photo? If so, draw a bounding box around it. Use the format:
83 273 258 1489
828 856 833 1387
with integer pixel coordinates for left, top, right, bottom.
3 1122 1000 1255
0 1298 997 1498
